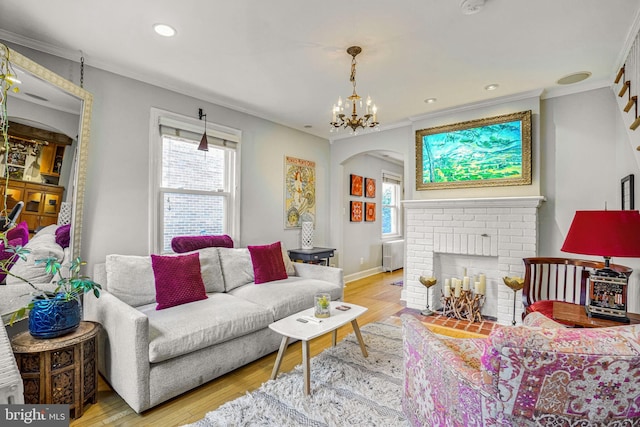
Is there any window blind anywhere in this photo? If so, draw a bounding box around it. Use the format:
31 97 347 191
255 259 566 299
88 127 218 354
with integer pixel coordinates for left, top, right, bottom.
382 172 401 184
159 116 239 149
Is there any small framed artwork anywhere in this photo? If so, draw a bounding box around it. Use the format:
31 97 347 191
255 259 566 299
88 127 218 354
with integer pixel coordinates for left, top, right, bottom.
365 178 376 198
350 201 363 222
350 174 363 196
621 174 635 210
365 202 376 222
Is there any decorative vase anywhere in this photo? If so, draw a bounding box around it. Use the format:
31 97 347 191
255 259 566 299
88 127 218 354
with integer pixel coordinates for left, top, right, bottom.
314 293 331 318
28 293 81 339
301 221 314 250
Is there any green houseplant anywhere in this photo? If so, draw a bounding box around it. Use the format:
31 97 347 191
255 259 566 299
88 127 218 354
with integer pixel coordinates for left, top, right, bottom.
5 253 101 338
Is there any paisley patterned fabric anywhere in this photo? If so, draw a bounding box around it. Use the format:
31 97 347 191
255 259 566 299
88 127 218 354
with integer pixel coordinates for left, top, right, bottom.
402 314 640 426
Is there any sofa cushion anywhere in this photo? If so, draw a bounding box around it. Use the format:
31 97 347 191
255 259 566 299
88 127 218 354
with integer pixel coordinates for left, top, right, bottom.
229 276 342 320
171 234 234 253
106 250 225 307
106 254 157 307
248 241 287 284
279 242 296 276
151 253 208 310
218 248 254 291
5 233 64 286
138 293 273 363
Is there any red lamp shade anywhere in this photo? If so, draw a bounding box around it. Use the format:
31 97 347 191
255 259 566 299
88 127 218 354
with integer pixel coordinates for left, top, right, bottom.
561 210 640 259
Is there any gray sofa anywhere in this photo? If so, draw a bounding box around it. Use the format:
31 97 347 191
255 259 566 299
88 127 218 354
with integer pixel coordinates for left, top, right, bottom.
83 246 344 413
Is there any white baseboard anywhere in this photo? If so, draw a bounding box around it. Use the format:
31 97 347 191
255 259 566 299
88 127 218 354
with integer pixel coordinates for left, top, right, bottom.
344 266 384 284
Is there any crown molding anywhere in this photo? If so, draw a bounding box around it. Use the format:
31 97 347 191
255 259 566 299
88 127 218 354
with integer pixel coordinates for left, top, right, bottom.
408 89 543 123
329 119 412 143
541 78 611 100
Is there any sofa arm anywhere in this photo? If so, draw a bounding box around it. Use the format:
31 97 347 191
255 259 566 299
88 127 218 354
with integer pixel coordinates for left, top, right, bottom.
485 323 640 421
293 263 343 289
402 315 501 426
83 290 151 413
522 311 566 328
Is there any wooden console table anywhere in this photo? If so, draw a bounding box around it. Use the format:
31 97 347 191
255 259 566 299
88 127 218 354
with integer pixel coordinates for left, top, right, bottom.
11 321 100 418
552 301 640 328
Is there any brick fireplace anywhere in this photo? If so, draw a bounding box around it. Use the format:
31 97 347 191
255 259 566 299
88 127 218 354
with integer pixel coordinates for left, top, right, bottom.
402 196 545 325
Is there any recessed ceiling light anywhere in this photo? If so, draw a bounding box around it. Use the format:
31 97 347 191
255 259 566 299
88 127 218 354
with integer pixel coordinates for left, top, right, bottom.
424 98 437 104
153 24 177 37
557 71 592 85
484 83 499 91
303 125 312 128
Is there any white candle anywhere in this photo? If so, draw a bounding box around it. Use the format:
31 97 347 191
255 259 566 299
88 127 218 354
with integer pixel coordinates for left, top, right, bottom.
443 282 450 297
463 267 467 277
454 279 462 298
475 281 484 295
463 276 470 291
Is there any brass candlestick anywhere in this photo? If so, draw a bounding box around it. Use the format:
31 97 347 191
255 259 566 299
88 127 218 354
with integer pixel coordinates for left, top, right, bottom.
503 276 525 325
419 276 437 316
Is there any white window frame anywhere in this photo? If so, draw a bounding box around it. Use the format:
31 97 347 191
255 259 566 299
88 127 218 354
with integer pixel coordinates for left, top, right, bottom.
381 170 402 239
149 108 242 253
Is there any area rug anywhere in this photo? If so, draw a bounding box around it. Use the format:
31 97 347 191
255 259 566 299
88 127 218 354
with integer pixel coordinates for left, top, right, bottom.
184 321 409 427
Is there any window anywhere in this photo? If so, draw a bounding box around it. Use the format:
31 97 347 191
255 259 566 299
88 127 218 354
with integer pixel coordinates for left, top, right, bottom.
151 111 240 253
382 172 402 237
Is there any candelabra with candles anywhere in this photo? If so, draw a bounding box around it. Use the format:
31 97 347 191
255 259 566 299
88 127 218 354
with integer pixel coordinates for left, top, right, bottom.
440 275 486 323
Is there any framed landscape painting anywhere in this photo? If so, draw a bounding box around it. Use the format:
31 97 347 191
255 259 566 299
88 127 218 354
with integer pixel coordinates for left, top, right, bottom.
415 110 532 190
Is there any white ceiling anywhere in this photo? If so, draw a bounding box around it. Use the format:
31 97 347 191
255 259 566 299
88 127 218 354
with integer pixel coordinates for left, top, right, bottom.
1 0 639 141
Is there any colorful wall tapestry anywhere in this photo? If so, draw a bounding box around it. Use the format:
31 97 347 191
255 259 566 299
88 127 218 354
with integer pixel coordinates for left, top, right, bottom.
284 156 316 228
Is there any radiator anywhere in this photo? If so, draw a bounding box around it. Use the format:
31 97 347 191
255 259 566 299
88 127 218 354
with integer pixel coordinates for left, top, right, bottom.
0 324 23 404
382 239 404 272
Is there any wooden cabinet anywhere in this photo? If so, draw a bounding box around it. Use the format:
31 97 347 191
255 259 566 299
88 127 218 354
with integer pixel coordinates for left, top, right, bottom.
40 144 66 176
3 180 64 232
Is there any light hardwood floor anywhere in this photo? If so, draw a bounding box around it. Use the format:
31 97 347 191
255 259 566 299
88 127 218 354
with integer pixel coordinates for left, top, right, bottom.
71 269 404 427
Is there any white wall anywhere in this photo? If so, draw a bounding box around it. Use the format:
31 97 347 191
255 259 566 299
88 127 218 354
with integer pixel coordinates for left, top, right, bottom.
5 44 331 271
540 87 640 312
341 153 403 276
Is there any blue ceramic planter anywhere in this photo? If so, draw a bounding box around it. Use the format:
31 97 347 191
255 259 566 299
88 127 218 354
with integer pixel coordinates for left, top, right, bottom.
28 293 81 339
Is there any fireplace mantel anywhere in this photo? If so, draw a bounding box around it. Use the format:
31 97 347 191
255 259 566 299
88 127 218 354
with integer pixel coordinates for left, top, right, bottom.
402 196 545 209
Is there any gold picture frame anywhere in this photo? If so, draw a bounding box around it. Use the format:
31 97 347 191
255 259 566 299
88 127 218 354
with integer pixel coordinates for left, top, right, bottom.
415 110 532 190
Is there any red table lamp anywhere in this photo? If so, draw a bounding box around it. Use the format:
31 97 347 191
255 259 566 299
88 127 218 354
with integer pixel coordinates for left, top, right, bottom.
561 210 640 321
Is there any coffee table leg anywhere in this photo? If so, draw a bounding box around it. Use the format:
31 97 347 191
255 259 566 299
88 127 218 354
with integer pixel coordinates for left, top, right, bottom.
302 340 311 395
351 319 368 358
331 329 337 347
270 336 290 380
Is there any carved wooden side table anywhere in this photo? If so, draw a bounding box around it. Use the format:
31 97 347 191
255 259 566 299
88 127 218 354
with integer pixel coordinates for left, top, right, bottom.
11 321 100 418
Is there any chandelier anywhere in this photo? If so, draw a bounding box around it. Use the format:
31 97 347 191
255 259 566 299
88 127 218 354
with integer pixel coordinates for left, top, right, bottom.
330 46 379 134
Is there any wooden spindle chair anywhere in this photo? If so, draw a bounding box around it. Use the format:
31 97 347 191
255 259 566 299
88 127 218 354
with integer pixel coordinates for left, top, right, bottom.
522 257 632 322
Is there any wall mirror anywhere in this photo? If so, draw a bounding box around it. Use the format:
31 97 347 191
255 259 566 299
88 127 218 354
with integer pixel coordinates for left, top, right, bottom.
1 45 92 258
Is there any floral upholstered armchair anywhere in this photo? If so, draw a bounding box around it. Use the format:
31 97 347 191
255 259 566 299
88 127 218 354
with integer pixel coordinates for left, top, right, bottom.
402 313 640 426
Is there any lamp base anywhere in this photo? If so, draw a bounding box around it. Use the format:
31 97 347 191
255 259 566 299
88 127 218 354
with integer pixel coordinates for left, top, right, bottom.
420 308 434 316
585 304 630 323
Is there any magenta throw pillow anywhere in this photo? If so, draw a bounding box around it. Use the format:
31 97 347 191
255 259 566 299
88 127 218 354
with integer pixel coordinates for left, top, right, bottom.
0 237 23 283
171 235 234 253
150 253 208 310
248 241 288 284
6 221 29 247
55 224 72 248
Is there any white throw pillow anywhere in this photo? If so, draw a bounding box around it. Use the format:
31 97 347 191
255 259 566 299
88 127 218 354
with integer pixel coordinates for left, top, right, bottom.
105 254 156 307
279 242 296 276
6 234 65 286
218 248 254 291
